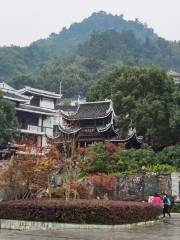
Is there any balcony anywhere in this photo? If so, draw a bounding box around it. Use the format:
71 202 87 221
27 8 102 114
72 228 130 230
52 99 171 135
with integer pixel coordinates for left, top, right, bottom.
19 125 53 136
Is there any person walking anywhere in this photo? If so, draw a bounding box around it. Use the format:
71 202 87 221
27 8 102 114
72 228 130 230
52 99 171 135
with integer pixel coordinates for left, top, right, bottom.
163 194 171 218
151 193 163 206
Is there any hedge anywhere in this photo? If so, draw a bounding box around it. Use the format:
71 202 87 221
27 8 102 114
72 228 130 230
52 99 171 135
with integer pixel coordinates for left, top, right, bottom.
0 200 161 224
172 203 180 213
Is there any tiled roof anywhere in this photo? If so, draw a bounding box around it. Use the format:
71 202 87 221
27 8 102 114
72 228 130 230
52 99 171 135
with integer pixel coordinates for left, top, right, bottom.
2 91 29 102
56 105 78 112
61 100 113 120
16 104 56 116
1 90 30 103
18 86 62 99
109 132 143 144
0 82 30 103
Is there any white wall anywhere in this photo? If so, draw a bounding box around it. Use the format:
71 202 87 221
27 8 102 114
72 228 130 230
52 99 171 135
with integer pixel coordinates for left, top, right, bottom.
40 97 54 109
171 173 180 196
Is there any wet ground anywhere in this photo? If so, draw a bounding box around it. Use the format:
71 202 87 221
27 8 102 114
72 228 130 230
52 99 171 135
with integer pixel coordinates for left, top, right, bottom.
0 216 179 240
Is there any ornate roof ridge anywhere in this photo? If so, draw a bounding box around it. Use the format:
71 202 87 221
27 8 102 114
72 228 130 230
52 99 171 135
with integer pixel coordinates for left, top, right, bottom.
61 110 112 120
79 99 111 105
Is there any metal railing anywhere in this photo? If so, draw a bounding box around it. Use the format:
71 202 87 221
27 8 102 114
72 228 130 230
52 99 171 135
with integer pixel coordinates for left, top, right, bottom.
19 124 53 134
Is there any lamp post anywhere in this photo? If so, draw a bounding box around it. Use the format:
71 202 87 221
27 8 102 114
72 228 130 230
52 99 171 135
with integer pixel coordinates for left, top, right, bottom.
141 166 145 201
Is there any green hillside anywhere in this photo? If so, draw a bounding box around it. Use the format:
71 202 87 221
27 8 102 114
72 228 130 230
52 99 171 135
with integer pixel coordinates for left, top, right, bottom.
0 11 180 97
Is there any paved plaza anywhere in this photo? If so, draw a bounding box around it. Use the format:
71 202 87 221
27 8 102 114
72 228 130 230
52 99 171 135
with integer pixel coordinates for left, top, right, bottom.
0 216 179 240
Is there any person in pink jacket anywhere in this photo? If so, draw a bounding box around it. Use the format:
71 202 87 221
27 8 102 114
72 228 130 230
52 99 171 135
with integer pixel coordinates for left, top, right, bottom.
151 193 163 206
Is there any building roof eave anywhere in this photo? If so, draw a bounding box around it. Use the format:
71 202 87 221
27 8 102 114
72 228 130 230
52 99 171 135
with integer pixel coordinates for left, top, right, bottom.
16 105 56 116
107 131 143 143
1 89 31 103
58 124 81 134
18 86 62 99
19 129 45 136
3 96 30 103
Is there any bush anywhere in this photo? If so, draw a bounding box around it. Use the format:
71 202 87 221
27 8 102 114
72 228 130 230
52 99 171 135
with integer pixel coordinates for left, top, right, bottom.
172 204 180 213
112 147 156 173
0 200 161 224
145 164 178 173
157 145 180 169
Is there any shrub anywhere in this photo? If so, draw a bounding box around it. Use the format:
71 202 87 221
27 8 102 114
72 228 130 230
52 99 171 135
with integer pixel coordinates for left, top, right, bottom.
157 145 180 168
113 147 156 173
0 200 161 224
172 204 180 213
145 164 178 173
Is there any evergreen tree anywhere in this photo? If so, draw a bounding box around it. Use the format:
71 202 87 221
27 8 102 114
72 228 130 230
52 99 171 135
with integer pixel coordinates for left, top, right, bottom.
87 66 180 149
0 92 17 148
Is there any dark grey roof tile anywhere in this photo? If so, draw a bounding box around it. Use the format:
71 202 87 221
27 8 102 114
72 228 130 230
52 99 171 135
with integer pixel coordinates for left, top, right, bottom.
62 101 112 120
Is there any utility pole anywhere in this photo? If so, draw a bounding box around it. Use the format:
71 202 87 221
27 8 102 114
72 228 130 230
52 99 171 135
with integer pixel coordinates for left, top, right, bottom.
59 81 62 98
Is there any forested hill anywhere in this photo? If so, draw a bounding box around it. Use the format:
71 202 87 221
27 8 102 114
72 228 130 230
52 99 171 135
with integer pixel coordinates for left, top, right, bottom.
0 11 180 97
34 11 157 50
0 11 157 80
78 30 180 68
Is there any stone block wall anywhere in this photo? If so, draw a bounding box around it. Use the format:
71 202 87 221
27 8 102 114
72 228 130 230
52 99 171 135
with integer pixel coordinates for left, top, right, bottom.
171 173 180 196
113 173 173 200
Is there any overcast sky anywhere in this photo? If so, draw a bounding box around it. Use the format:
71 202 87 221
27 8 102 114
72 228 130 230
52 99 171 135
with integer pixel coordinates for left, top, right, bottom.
0 0 179 46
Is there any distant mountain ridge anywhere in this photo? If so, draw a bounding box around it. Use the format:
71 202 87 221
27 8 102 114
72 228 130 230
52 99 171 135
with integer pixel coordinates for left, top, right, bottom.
0 11 180 97
35 11 157 50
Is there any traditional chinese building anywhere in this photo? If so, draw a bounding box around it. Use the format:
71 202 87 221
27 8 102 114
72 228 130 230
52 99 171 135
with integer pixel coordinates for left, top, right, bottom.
0 82 142 157
54 100 142 148
0 83 61 154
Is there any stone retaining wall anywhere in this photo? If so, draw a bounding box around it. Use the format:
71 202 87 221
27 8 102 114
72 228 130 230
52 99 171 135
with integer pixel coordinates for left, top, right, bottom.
94 173 180 199
0 219 160 231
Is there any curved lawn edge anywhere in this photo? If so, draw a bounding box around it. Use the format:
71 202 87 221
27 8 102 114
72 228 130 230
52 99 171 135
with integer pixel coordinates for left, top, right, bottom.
0 200 162 225
0 218 161 231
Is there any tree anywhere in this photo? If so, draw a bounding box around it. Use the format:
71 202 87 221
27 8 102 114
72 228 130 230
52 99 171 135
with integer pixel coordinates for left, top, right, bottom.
157 145 180 169
87 66 179 149
113 146 157 173
0 155 60 200
78 142 124 176
0 92 17 148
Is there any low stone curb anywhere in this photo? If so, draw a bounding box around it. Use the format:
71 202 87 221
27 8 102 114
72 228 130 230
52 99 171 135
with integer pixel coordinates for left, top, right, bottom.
171 213 180 216
0 219 160 231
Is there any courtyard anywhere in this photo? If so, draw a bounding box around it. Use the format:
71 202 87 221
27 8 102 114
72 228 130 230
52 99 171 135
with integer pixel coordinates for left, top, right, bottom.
0 215 179 240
